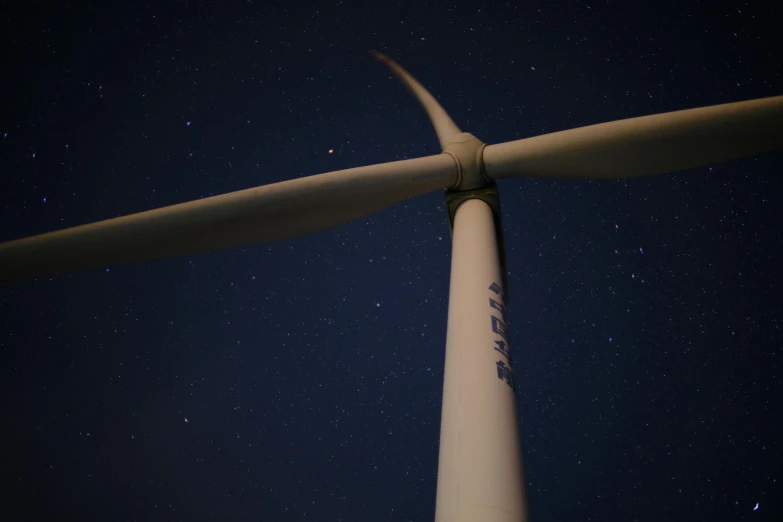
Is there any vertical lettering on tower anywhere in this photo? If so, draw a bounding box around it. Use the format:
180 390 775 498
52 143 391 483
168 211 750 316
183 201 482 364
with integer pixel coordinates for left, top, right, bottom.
488 282 514 389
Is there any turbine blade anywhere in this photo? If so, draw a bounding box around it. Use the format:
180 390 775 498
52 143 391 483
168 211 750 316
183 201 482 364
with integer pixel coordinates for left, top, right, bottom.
372 50 462 150
483 95 783 180
0 154 458 283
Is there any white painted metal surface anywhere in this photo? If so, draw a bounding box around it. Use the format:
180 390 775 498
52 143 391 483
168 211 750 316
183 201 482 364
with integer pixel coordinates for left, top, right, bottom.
436 198 528 522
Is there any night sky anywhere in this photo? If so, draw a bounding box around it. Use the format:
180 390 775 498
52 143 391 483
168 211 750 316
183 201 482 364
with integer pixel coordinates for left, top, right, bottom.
1 1 781 521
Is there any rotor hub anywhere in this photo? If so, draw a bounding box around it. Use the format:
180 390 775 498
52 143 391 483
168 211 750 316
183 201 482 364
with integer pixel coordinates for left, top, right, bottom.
442 132 491 191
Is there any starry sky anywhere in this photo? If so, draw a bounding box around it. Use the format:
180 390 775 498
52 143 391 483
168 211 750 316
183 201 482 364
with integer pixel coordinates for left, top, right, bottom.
1 1 781 521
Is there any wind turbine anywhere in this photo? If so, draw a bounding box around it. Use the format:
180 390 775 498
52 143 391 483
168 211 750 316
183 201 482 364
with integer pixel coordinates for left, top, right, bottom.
1 52 781 522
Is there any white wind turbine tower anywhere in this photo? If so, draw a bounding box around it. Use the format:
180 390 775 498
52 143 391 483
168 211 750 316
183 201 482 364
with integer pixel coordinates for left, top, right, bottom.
1 52 782 522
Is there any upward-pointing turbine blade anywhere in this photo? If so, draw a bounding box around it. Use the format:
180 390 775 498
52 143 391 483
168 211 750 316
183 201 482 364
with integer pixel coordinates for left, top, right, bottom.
372 50 462 150
0 154 458 283
483 95 783 180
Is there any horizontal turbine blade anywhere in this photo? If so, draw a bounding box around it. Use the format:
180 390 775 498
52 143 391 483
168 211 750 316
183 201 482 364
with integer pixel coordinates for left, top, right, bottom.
483 95 783 180
0 154 458 283
372 50 462 150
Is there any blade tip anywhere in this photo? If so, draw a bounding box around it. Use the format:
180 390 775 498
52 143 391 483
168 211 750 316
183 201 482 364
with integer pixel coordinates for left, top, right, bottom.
370 50 390 63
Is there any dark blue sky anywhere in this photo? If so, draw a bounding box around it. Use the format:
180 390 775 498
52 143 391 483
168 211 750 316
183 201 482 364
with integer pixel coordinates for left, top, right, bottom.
1 1 780 521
